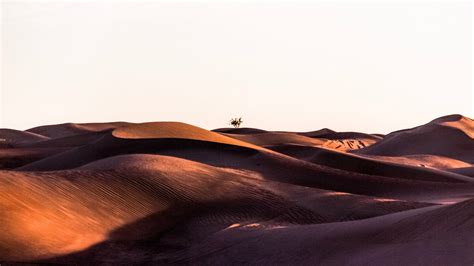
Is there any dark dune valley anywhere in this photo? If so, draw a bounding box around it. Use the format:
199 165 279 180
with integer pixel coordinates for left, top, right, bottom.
1 114 473 265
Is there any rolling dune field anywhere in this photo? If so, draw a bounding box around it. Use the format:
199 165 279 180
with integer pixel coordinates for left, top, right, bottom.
1 114 473 265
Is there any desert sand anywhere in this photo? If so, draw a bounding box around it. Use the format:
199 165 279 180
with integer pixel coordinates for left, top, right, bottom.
0 114 473 265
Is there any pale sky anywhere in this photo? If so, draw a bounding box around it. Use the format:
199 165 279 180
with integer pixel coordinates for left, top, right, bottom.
1 1 472 133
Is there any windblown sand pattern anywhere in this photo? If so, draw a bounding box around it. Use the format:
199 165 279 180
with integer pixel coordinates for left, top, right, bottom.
1 114 473 265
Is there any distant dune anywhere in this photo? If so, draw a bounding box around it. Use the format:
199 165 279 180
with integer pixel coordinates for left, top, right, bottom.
0 129 49 147
354 114 474 163
26 122 134 139
1 114 473 264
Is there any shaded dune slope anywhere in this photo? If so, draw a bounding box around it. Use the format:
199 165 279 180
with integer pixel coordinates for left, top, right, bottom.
1 154 430 262
0 148 70 169
26 122 134 139
268 144 473 183
297 128 336 138
354 114 474 163
222 131 378 152
0 129 49 147
310 131 382 140
19 122 263 171
361 154 471 169
447 166 474 177
25 131 111 148
222 132 328 147
161 200 474 265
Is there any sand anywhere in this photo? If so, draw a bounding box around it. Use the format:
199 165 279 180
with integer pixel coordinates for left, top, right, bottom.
0 114 473 265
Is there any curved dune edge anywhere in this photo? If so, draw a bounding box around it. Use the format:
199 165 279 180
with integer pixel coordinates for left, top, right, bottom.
267 144 474 183
26 122 134 139
431 114 474 138
111 122 264 150
353 115 474 163
217 129 380 151
221 132 328 147
360 153 472 169
0 129 50 147
447 166 474 177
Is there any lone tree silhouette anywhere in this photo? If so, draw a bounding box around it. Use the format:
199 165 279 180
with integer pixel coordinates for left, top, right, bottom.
229 117 243 128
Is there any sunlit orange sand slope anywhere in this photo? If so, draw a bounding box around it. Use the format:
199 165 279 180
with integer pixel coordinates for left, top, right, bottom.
1 114 473 264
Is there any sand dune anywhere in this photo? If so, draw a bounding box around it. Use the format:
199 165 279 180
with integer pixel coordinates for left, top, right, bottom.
354 114 474 163
447 166 474 177
26 122 133 139
0 147 69 169
1 154 430 261
161 201 474 265
213 127 269 134
361 154 471 169
307 130 383 141
25 131 110 148
112 122 261 149
297 128 336 138
18 126 474 203
222 132 328 147
268 144 473 183
1 114 473 264
0 129 49 147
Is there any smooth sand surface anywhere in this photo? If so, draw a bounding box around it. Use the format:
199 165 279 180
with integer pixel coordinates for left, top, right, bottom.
354 114 474 163
0 114 473 265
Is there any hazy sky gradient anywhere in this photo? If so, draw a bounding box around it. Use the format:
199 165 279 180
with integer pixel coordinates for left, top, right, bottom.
1 2 472 133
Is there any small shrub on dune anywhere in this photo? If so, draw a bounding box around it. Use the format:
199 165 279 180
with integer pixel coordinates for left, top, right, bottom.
229 117 243 128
